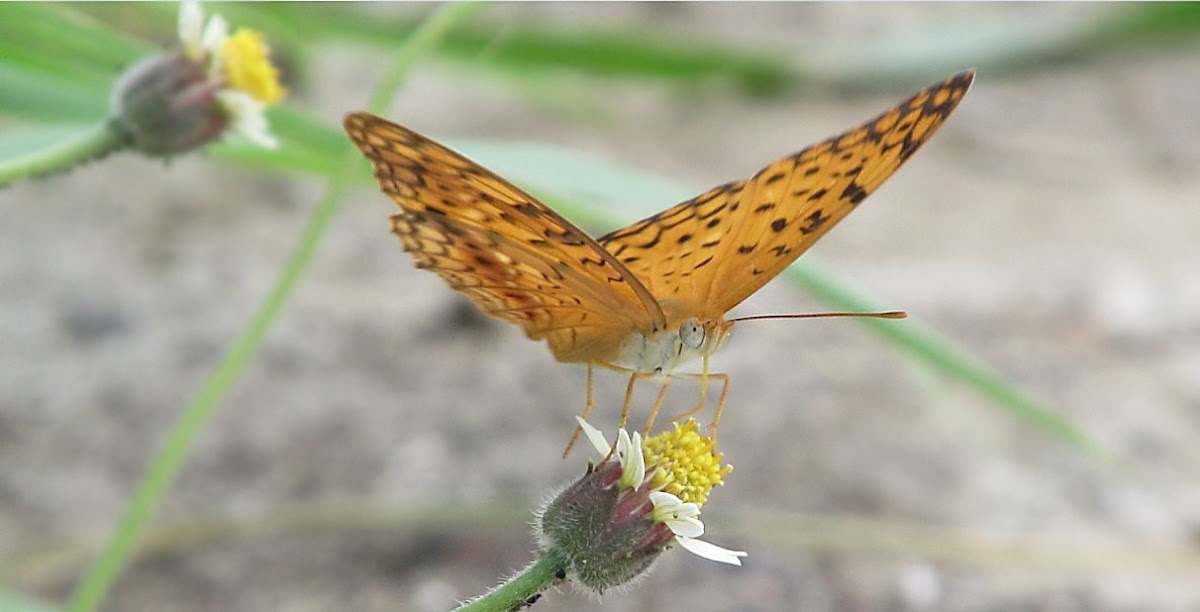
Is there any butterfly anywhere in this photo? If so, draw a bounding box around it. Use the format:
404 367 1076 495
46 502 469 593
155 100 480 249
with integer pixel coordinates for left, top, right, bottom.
345 70 974 448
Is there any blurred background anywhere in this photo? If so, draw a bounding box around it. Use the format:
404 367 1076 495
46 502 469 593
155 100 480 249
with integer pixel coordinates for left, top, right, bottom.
2 2 1199 611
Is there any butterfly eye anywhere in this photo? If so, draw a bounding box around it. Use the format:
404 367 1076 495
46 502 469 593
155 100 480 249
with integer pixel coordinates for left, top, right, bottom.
679 319 706 349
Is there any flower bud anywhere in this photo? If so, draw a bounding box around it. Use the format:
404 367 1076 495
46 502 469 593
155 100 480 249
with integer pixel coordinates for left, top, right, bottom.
110 51 228 155
538 461 676 594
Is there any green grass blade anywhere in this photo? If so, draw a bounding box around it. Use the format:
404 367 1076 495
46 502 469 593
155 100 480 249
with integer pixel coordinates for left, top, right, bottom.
0 4 150 77
0 63 108 121
783 261 1108 458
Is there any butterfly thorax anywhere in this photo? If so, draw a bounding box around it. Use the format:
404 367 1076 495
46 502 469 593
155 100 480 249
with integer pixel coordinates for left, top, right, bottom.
610 316 732 378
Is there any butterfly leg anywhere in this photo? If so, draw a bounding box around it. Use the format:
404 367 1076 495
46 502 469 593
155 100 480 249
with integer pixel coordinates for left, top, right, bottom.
642 381 672 436
619 370 658 430
668 370 730 439
561 363 598 458
706 373 730 442
669 354 712 421
667 372 728 442
668 373 729 422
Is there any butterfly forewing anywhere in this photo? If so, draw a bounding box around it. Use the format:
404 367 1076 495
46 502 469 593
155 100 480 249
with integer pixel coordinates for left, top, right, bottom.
599 70 975 318
345 113 666 363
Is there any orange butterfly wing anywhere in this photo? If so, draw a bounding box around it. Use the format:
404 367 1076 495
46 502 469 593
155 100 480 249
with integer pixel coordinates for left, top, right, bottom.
599 70 975 320
344 113 666 364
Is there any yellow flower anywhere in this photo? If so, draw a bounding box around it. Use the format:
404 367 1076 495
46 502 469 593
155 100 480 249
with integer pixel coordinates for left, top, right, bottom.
643 419 733 507
219 29 286 105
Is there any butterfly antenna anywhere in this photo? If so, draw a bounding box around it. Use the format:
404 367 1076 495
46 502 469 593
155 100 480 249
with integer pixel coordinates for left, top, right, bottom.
729 310 907 323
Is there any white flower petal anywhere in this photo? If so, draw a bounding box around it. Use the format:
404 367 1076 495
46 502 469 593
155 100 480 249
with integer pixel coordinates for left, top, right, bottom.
178 0 204 55
675 536 748 566
202 13 229 56
575 417 611 458
649 491 682 507
216 90 278 149
649 490 703 536
628 431 646 485
667 516 704 538
649 491 699 518
674 502 700 519
616 429 645 489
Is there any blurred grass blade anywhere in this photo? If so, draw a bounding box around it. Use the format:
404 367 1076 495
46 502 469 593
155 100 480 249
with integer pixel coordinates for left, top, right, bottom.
342 17 792 94
0 64 108 121
63 2 793 94
810 4 1200 88
0 4 150 79
0 589 60 612
783 261 1107 457
0 123 123 187
1080 2 1200 47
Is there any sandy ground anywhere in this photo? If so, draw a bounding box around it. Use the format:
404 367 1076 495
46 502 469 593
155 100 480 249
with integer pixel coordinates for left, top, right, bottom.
3 3 1200 611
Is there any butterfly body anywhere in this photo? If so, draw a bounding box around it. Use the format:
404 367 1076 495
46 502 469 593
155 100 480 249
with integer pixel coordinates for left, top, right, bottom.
610 316 732 379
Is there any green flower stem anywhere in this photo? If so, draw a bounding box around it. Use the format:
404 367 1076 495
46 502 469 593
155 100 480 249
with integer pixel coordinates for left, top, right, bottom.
455 549 568 612
0 121 126 186
784 260 1111 460
65 3 482 611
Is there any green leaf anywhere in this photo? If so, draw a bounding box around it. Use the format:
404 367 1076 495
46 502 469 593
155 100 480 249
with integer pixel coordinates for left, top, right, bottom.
0 64 109 122
0 4 149 81
0 123 97 158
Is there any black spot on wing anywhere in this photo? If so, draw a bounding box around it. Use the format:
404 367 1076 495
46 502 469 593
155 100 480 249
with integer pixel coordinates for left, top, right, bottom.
799 210 830 235
841 181 868 205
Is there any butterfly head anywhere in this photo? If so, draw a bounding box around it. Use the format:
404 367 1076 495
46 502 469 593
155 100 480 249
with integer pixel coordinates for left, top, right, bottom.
678 317 733 361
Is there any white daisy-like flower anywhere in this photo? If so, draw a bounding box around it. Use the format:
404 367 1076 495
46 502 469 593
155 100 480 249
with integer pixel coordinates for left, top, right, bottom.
542 418 744 595
573 418 747 567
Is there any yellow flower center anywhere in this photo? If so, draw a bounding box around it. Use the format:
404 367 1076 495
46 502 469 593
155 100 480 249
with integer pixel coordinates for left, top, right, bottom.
220 28 286 105
642 420 732 507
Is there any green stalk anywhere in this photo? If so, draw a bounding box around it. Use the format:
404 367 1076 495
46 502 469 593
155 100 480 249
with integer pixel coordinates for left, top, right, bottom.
66 3 482 611
0 121 125 186
455 550 568 612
